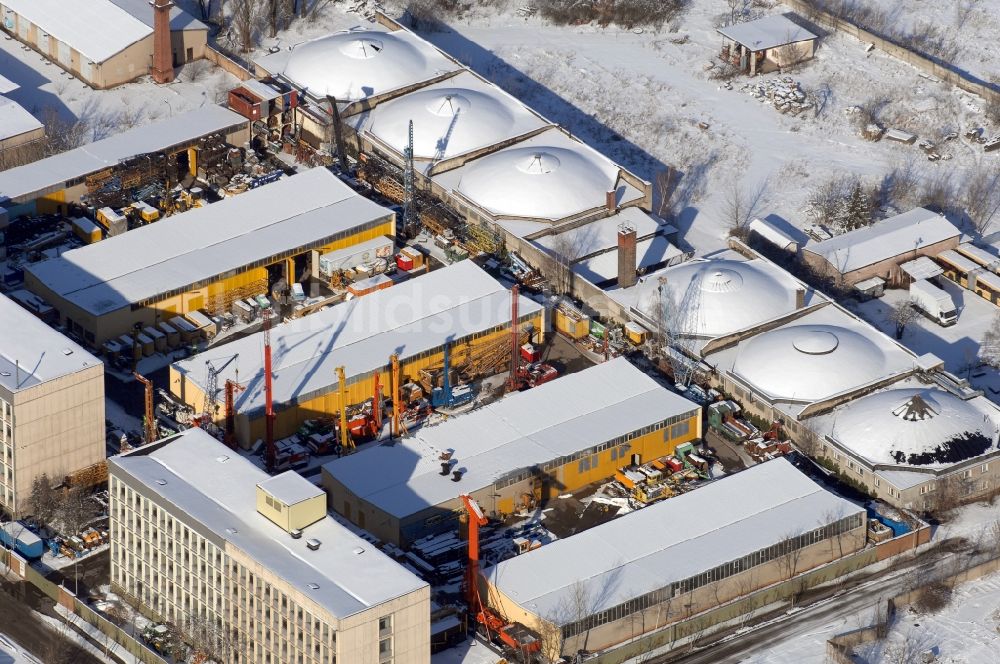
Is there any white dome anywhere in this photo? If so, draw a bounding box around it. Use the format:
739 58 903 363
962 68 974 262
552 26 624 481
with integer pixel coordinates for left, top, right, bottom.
733 324 894 401
655 260 799 337
283 32 431 100
369 87 522 159
457 146 615 220
833 389 997 466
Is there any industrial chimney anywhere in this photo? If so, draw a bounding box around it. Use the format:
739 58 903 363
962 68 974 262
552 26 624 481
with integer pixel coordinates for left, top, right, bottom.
617 223 638 289
151 0 175 84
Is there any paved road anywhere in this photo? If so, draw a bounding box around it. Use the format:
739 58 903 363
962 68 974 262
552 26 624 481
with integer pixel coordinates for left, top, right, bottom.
0 575 102 664
656 545 963 664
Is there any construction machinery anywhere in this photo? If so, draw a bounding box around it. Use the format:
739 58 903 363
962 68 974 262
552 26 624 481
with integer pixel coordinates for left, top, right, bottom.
506 286 558 392
263 307 277 471
224 378 245 449
336 366 355 452
460 495 542 658
133 371 156 445
422 341 474 410
391 353 404 438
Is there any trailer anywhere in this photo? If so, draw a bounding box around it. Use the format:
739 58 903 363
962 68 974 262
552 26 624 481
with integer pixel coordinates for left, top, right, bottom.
910 279 957 326
0 522 43 559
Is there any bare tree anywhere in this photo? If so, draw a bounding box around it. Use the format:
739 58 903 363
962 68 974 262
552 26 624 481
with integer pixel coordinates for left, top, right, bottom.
195 0 214 19
962 165 1000 234
655 166 680 221
979 312 1000 368
547 229 589 295
182 59 214 83
776 532 807 606
723 178 769 238
886 301 918 340
55 486 101 536
229 0 267 52
725 0 752 25
180 613 243 662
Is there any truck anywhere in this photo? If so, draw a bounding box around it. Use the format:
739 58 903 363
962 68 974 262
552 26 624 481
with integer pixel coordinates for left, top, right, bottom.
0 522 44 559
910 279 958 326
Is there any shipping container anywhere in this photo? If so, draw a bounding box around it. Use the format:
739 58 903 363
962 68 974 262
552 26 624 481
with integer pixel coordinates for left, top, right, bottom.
396 253 414 271
169 316 198 343
157 322 180 348
144 326 167 352
137 333 154 357
0 522 43 560
348 274 393 297
624 321 648 345
95 207 127 236
553 300 590 340
71 217 102 244
319 236 395 277
400 247 425 269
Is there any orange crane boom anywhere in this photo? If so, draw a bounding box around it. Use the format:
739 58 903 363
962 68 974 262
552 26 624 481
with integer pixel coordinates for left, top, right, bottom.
460 494 488 614
133 371 155 445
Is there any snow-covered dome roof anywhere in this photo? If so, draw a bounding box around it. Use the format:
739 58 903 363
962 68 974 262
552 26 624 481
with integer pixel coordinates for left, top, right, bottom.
368 87 522 159
283 31 435 100
732 324 898 401
657 260 799 338
833 388 998 466
457 145 616 220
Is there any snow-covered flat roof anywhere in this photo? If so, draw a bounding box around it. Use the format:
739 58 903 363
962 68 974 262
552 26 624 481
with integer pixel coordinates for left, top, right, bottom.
936 249 979 274
3 0 150 63
532 207 663 259
0 73 17 94
811 378 1000 468
956 243 1000 269
361 70 550 165
748 217 799 250
0 96 42 142
803 208 960 275
108 0 207 32
323 358 700 519
488 457 862 623
173 261 542 416
717 14 818 51
900 256 943 280
707 303 917 404
0 105 246 203
26 169 390 316
572 235 684 285
0 293 100 393
110 429 426 619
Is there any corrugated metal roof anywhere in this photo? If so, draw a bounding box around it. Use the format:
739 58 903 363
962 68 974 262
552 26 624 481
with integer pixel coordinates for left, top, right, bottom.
322 358 699 519
488 458 862 623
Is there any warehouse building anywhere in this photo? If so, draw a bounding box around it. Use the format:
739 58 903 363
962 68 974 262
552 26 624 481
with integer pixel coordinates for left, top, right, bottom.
25 168 393 346
0 0 207 88
171 260 545 447
484 457 865 658
109 428 430 664
801 208 961 287
805 380 1000 512
322 358 701 546
0 294 105 517
0 84 44 164
0 105 248 216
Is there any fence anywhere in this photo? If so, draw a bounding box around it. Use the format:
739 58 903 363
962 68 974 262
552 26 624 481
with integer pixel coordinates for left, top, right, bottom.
204 46 255 82
783 0 1000 107
0 547 167 664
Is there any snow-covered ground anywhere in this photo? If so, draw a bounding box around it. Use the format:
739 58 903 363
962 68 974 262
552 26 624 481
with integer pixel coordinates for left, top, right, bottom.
0 633 42 664
0 30 238 140
432 639 505 664
851 280 1000 401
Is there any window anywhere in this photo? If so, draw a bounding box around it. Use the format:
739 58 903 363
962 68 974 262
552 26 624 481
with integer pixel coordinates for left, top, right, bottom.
379 637 392 662
379 615 392 635
669 421 690 440
982 464 990 474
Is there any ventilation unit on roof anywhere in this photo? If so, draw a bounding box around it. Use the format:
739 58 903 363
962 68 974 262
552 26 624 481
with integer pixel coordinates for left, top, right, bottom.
353 547 365 555
216 455 230 463
62 349 73 356
155 479 167 486
440 462 451 476
290 528 303 539
452 470 464 482
306 538 322 551
308 583 320 590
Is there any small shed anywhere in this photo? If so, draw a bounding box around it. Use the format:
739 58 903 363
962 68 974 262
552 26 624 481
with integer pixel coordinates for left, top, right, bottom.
747 217 799 252
717 14 818 75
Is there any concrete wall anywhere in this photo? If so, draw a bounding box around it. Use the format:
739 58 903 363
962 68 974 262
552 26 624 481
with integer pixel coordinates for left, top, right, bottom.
4 363 105 515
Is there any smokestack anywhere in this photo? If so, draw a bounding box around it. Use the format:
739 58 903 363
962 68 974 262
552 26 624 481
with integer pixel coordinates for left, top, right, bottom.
618 224 637 289
606 190 616 214
151 0 175 84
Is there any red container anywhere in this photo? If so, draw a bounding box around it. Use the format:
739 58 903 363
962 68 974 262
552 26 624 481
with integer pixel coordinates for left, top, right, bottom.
664 457 684 473
396 253 414 271
520 343 540 362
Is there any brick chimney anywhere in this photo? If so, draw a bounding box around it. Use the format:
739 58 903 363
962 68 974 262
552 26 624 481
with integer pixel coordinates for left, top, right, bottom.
151 0 175 84
606 190 616 214
617 224 638 289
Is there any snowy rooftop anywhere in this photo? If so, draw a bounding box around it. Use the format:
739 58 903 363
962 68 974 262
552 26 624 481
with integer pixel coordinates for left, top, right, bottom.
803 208 960 275
110 429 426 619
0 105 246 203
362 71 550 164
747 217 799 250
708 304 917 404
257 28 460 101
0 73 17 94
26 169 390 315
717 14 818 51
813 379 1000 467
173 261 542 416
1 0 202 64
607 258 810 339
532 207 663 257
0 293 100 393
572 236 685 285
0 96 42 142
258 471 325 506
487 457 861 623
936 249 979 274
323 358 699 519
435 127 643 222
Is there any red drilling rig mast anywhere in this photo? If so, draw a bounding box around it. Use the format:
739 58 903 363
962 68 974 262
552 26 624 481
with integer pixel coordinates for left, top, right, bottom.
133 372 155 444
263 307 276 471
224 378 244 450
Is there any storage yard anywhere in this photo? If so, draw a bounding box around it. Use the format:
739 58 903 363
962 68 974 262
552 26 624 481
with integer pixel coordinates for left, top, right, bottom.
2 0 1000 663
